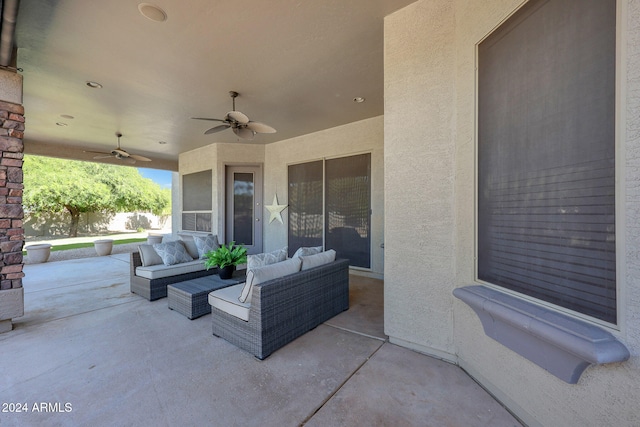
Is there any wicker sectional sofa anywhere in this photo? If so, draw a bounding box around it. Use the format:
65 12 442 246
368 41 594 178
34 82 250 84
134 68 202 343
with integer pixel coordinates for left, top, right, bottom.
209 256 349 360
129 233 221 301
130 251 217 301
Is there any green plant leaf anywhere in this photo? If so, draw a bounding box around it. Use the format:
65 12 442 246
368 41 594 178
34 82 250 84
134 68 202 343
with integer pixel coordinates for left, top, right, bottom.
203 241 247 270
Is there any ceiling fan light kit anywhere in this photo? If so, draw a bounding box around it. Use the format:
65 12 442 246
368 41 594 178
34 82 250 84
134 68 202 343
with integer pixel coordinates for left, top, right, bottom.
192 91 276 140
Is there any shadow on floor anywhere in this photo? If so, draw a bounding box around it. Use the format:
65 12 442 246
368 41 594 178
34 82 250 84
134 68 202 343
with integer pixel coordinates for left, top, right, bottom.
0 255 522 427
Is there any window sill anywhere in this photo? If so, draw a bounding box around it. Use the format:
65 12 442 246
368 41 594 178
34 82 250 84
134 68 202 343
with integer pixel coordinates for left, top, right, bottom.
453 285 630 384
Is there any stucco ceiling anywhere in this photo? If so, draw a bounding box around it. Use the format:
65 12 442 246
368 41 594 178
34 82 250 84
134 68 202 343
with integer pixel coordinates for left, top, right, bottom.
14 0 416 170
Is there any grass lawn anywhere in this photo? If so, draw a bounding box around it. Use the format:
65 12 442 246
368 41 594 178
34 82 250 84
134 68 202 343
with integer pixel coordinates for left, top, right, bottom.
23 238 147 254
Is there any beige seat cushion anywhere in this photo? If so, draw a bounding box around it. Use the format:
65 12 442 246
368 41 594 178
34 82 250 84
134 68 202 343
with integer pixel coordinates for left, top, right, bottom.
239 257 302 303
135 260 207 280
300 249 336 270
209 283 251 321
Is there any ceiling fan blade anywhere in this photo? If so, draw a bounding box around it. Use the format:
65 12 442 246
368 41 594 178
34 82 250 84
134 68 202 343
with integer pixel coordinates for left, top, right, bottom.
227 111 249 124
233 127 256 140
112 149 129 157
191 117 226 122
92 154 113 160
246 121 276 134
204 124 230 135
129 154 152 162
121 157 137 164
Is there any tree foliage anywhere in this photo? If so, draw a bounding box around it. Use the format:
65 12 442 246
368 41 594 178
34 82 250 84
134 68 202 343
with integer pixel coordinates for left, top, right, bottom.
23 155 171 237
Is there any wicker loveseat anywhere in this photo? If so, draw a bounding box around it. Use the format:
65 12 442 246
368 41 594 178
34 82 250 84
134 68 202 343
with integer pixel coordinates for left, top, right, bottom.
209 257 349 359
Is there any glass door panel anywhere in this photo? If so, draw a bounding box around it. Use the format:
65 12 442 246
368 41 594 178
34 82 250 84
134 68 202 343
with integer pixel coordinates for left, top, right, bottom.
226 166 263 254
325 154 371 268
233 172 254 246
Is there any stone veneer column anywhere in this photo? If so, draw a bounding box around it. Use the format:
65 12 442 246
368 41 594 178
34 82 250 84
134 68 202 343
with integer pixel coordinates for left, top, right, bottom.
0 68 24 333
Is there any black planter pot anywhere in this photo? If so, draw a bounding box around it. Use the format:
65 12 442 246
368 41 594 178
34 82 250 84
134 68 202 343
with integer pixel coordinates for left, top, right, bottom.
219 265 235 280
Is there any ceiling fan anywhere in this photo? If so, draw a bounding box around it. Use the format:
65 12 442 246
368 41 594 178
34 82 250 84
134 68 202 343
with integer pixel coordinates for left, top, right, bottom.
192 91 276 140
86 132 151 164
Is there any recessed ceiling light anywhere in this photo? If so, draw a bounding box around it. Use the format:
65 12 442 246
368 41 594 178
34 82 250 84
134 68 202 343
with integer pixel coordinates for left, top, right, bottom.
60 114 74 120
353 97 366 103
56 122 68 127
138 3 167 22
86 81 103 89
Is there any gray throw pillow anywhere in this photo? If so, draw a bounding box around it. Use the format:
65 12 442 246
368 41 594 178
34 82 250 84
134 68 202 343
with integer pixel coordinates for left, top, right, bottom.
193 234 219 259
239 257 302 303
152 241 193 266
292 246 323 258
247 247 287 270
137 244 163 266
178 235 200 259
300 249 336 270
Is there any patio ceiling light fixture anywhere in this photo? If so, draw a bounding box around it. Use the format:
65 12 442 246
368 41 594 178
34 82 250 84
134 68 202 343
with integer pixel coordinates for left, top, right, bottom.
138 3 168 22
86 81 102 89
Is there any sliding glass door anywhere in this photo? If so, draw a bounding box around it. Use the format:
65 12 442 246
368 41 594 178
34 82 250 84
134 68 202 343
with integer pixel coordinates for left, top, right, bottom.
288 154 371 268
325 154 371 268
288 161 323 256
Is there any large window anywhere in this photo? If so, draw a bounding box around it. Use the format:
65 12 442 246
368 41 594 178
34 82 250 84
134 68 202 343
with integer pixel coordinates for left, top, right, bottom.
182 170 212 232
288 154 371 268
477 0 616 323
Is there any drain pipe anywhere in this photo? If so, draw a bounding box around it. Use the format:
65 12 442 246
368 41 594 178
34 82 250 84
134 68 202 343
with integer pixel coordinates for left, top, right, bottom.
0 0 20 67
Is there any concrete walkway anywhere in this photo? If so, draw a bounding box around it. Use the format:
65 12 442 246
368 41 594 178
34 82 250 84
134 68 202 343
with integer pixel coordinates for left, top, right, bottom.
0 254 523 427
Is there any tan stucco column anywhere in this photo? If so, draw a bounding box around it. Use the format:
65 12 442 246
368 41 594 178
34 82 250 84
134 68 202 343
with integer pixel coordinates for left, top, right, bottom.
0 67 24 333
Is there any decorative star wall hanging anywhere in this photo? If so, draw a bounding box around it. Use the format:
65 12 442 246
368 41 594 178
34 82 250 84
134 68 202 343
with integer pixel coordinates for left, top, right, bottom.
265 193 288 224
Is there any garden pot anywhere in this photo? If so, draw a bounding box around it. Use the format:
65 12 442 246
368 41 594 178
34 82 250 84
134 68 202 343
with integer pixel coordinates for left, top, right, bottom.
219 265 235 280
26 243 52 263
94 239 114 256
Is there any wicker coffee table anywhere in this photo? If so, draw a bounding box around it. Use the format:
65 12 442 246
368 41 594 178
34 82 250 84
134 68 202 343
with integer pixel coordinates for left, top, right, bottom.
167 270 246 319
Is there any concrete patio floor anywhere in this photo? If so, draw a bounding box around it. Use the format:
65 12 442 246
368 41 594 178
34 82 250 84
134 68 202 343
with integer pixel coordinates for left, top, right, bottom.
1 253 523 426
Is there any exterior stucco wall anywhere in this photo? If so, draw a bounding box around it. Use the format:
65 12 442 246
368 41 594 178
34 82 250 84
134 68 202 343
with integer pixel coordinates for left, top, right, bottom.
385 1 640 426
178 143 264 242
264 116 385 278
384 0 457 359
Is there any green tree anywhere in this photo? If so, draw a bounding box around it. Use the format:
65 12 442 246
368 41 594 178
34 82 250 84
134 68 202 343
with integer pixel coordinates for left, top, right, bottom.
23 155 171 237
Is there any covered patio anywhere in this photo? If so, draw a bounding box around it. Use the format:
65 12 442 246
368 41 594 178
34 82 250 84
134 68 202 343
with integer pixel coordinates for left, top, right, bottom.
0 253 521 426
0 0 638 425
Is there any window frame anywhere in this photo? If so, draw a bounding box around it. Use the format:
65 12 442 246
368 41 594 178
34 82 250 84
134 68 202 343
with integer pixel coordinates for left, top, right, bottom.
473 0 623 330
181 170 213 233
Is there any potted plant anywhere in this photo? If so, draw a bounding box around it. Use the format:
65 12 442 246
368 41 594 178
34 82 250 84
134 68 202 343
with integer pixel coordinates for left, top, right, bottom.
203 241 247 280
